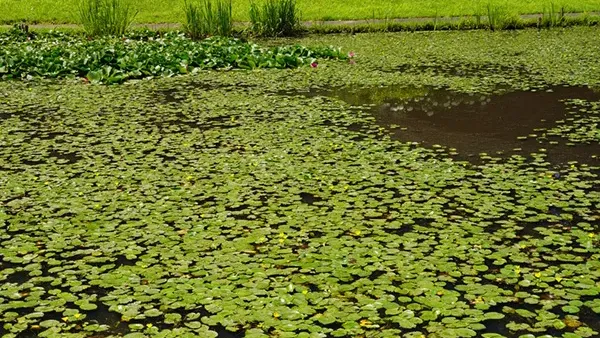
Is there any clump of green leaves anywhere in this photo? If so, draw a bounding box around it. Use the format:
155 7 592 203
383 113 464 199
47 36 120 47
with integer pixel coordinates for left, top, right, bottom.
0 30 347 84
540 2 567 28
2 24 34 43
184 0 233 39
486 3 522 31
249 0 301 37
78 0 138 37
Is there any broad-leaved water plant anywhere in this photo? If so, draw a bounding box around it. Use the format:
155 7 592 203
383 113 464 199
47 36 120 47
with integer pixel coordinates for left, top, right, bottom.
0 30 347 84
0 27 599 338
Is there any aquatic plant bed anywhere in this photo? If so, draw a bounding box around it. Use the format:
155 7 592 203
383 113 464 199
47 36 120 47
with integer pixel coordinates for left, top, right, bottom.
1 27 599 338
0 30 346 84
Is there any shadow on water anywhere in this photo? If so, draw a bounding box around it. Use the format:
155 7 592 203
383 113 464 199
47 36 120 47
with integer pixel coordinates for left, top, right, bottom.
154 80 221 104
154 81 253 104
394 61 535 78
294 85 600 165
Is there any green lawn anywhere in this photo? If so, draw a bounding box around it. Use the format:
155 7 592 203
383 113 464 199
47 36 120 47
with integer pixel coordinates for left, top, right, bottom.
1 0 600 24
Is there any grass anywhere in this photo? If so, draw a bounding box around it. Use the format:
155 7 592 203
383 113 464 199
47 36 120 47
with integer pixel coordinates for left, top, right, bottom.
541 1 568 27
249 0 300 36
485 3 521 31
1 0 600 24
306 15 600 34
184 0 232 38
78 0 137 36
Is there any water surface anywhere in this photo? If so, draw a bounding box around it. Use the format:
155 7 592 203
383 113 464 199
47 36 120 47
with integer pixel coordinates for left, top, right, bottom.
300 85 600 165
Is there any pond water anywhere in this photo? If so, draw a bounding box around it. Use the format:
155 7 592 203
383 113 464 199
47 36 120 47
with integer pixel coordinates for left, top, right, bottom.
1 80 599 338
297 85 600 165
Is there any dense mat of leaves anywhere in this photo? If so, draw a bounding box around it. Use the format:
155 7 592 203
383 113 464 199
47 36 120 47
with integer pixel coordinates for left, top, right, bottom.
0 29 346 84
0 28 599 338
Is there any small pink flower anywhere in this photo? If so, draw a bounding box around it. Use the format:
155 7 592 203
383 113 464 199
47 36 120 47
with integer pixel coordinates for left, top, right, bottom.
348 51 355 58
310 62 318 68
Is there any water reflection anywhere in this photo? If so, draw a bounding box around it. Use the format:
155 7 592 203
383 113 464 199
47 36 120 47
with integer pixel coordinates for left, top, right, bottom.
308 85 600 165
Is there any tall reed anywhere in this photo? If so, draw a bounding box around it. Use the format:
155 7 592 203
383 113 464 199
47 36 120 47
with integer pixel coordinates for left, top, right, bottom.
541 2 567 28
78 0 137 37
486 3 521 31
184 0 232 39
249 0 301 37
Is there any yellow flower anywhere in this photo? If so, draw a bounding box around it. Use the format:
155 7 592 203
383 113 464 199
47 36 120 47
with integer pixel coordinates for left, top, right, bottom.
534 272 542 278
359 319 372 326
589 233 596 238
146 323 153 328
74 313 81 319
273 312 280 318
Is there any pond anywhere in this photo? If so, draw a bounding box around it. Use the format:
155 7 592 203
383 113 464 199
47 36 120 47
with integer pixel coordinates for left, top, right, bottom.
1 28 599 338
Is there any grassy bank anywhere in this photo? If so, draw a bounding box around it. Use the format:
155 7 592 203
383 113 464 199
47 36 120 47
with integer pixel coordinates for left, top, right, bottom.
1 0 600 24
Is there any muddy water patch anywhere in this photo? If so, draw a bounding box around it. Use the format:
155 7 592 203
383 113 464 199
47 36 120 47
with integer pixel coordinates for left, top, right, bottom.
292 85 600 165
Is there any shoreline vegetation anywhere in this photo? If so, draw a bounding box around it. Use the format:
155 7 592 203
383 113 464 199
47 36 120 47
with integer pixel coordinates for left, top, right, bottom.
2 0 600 24
1 12 600 35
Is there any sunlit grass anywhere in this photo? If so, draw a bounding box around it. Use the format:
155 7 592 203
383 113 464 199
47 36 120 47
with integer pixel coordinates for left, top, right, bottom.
1 0 599 24
249 0 300 36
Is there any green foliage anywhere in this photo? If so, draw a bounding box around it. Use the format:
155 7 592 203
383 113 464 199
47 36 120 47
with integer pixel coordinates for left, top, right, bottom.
486 3 522 31
2 0 600 24
541 2 567 28
1 27 600 338
249 0 301 37
4 24 33 42
183 0 232 39
77 0 137 36
306 14 599 34
0 30 347 83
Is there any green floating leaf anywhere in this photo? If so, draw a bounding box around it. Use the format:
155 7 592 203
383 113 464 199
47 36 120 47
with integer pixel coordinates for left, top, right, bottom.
144 308 162 317
39 320 60 328
562 305 580 314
